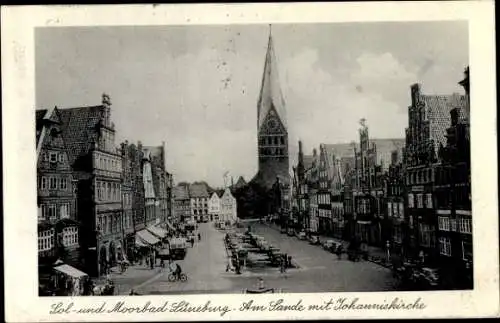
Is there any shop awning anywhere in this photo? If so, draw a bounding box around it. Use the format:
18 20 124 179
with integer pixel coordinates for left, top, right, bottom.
54 264 88 278
135 236 148 248
136 229 160 245
147 225 168 239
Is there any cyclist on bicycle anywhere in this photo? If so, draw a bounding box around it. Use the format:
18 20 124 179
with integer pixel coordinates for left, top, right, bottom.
175 263 183 281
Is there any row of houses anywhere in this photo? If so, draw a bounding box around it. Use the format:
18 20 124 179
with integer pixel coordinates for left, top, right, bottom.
37 94 174 278
290 67 471 288
172 182 239 224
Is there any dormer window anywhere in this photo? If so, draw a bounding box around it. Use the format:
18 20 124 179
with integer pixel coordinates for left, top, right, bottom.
49 152 58 163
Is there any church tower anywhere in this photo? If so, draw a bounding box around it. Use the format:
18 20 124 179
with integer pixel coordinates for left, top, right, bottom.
251 26 290 191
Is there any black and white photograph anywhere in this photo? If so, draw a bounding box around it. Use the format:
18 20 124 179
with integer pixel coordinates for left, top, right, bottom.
34 21 472 296
2 2 498 321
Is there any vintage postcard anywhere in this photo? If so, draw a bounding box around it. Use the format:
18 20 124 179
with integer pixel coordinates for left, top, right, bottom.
2 1 498 321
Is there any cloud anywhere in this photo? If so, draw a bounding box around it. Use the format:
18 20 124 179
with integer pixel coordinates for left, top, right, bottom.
281 50 411 164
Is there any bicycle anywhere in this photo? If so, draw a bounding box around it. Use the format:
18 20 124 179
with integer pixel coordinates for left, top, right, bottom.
168 272 188 282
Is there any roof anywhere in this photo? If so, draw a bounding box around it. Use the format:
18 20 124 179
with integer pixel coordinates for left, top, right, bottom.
189 182 210 198
54 264 88 278
36 109 48 146
322 143 356 160
233 176 247 189
370 139 405 171
57 105 104 167
173 185 190 200
257 32 287 129
423 93 468 153
222 187 235 199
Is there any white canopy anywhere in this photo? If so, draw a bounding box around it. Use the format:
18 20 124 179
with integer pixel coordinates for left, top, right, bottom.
147 225 168 239
54 264 88 279
136 229 160 245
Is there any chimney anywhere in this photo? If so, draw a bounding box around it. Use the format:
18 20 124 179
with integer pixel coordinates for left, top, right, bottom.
450 108 459 126
298 140 304 165
102 93 112 127
161 141 166 170
459 66 470 96
391 150 399 165
410 83 421 106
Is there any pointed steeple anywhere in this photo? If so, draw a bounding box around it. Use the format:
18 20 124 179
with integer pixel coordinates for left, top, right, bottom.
257 24 287 129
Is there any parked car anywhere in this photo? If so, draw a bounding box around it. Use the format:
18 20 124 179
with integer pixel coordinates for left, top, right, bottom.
296 231 307 240
322 240 337 252
287 228 295 236
308 235 321 245
280 227 287 234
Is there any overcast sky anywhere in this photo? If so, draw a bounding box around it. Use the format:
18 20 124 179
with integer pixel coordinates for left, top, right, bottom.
36 22 468 187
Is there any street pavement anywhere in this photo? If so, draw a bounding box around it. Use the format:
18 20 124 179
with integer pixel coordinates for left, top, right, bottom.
130 222 397 294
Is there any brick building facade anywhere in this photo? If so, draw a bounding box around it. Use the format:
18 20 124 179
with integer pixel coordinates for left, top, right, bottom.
36 107 80 277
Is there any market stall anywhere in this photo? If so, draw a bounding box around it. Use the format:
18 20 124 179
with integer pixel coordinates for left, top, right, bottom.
53 264 89 296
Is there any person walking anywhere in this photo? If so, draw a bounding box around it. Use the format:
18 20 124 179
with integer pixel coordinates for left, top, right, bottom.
198 233 201 241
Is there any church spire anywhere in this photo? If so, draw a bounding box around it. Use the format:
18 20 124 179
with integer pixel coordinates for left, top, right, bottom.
257 24 287 129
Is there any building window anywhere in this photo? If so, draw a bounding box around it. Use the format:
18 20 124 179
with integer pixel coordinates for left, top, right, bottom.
417 194 423 208
48 204 57 221
107 183 111 200
387 202 393 217
408 194 414 208
49 177 57 190
459 217 472 234
438 216 450 231
41 177 47 190
426 193 433 208
60 203 70 219
63 226 78 247
38 229 54 252
49 152 58 163
97 181 101 200
439 237 452 256
58 153 64 163
419 223 435 247
59 178 67 190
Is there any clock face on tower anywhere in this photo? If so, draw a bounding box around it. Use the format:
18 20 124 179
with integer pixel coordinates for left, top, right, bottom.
267 117 278 131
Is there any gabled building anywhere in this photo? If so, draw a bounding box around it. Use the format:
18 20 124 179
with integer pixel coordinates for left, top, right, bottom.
317 143 356 238
142 149 157 227
383 149 406 258
208 191 222 222
189 182 210 222
36 107 80 277
143 143 173 229
306 148 320 233
58 94 123 277
403 83 468 266
220 188 238 224
434 67 472 288
119 140 144 260
352 119 405 247
173 183 192 223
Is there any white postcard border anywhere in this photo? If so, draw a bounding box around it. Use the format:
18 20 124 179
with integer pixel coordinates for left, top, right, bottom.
2 1 498 321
